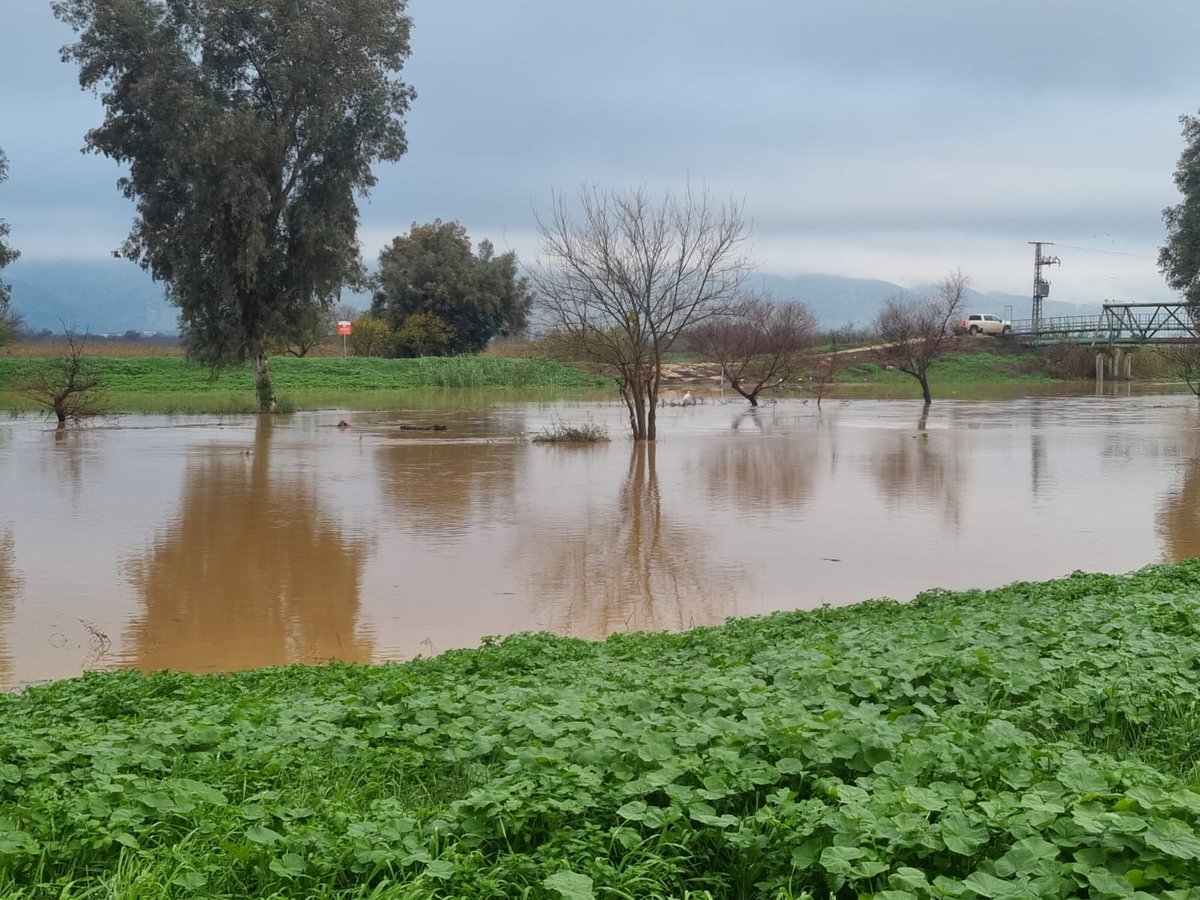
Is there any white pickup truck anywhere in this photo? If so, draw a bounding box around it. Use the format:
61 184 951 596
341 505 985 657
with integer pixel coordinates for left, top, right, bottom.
954 313 1011 336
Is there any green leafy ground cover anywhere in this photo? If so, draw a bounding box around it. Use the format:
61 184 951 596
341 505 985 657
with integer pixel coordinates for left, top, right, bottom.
6 563 1200 897
0 357 612 412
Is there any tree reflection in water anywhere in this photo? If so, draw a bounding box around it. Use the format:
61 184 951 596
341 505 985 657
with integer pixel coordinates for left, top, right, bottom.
126 417 372 673
0 528 19 687
872 410 965 530
530 442 741 637
1158 414 1200 562
41 427 97 501
700 431 815 512
374 435 522 537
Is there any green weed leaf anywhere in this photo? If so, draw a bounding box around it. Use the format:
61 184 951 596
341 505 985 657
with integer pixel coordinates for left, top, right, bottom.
1143 820 1200 860
245 825 283 846
543 870 595 899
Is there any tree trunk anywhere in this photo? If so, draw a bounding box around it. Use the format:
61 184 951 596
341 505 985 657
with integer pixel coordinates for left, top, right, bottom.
622 364 654 441
919 374 932 405
619 379 637 438
252 347 277 413
645 369 659 442
729 378 759 406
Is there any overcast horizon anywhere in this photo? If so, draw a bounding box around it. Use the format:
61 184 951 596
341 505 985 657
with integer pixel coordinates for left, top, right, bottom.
2 0 1198 310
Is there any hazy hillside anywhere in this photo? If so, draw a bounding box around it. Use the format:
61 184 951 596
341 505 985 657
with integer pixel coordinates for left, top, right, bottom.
5 259 1104 336
6 258 178 334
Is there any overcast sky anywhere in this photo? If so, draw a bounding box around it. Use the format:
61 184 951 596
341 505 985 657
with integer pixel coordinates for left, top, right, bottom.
1 0 1198 305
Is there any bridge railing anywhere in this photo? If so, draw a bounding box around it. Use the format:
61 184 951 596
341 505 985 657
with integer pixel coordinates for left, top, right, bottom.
1008 303 1199 344
1009 315 1106 337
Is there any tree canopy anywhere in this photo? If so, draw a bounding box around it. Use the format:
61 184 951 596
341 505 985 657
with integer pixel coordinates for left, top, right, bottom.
0 148 19 343
1161 112 1200 313
370 220 532 355
53 0 415 410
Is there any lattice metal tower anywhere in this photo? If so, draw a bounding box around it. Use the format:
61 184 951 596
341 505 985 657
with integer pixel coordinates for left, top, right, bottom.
1029 241 1061 330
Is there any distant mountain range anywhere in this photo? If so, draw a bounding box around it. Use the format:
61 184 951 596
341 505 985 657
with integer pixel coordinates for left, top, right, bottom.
6 258 179 334
4 259 1100 335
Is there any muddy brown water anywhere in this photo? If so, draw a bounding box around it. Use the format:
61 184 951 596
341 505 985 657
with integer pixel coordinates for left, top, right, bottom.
2 388 1200 689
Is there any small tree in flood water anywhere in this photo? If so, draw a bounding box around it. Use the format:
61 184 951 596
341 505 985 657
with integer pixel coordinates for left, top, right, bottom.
1156 341 1200 397
19 328 105 428
808 322 857 410
690 296 818 406
874 270 968 405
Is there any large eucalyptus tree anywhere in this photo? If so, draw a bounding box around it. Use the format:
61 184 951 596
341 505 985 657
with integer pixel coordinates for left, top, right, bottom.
1161 112 1200 316
53 0 416 410
0 148 19 345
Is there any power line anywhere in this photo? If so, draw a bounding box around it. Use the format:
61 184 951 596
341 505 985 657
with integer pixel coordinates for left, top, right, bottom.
1052 242 1158 260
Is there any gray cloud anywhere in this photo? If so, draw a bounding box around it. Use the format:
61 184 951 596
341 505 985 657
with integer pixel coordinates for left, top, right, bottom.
2 0 1197 303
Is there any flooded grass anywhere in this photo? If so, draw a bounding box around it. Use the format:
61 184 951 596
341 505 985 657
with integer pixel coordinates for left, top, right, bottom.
0 386 616 415
0 355 612 392
6 562 1200 895
530 418 610 443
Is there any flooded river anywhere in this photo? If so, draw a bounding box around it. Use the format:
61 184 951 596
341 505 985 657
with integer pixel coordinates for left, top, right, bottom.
2 389 1200 689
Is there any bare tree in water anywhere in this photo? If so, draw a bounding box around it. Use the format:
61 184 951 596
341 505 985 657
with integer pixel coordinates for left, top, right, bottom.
875 271 968 405
1156 342 1200 397
690 295 818 406
531 184 751 440
19 328 105 428
808 322 858 410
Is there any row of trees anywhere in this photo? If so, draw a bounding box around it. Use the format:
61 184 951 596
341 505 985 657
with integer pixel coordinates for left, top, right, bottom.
30 0 1200 431
528 183 974 438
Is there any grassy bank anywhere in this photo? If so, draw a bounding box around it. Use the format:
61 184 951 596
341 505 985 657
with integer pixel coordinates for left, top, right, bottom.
0 356 613 413
6 564 1200 896
836 350 1054 386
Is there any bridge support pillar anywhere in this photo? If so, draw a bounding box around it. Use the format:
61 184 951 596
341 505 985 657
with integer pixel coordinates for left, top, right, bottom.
1125 352 1133 380
1096 353 1105 387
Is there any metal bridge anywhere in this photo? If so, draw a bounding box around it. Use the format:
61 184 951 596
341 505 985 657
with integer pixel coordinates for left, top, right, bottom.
1010 302 1199 345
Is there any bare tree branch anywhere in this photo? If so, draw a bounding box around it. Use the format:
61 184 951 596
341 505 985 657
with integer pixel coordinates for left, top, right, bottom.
529 184 752 440
690 295 818 405
874 270 969 405
18 327 107 428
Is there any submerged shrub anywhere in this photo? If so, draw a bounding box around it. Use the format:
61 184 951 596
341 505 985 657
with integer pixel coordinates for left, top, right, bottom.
531 418 610 443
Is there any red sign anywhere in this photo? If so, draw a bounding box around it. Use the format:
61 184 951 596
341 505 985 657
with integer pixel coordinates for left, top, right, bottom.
336 321 352 336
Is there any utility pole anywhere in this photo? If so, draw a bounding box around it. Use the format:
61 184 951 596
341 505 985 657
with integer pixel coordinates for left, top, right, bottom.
1028 241 1061 332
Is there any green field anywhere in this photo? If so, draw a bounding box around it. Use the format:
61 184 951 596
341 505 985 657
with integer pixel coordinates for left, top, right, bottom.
836 351 1053 386
0 356 614 413
6 563 1200 896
